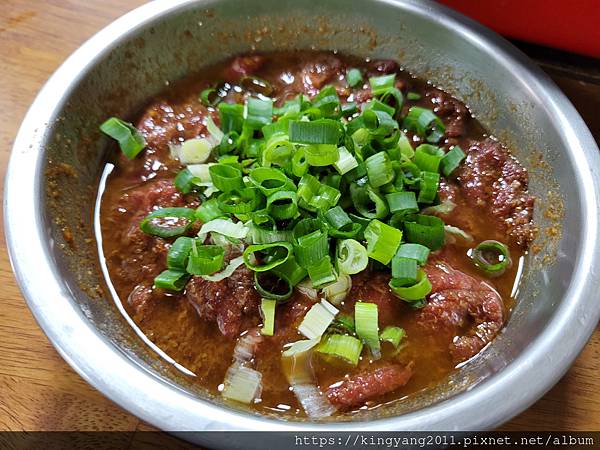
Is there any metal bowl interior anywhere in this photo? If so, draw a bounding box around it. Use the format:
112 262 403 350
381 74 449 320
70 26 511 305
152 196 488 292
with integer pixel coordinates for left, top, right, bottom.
5 0 600 439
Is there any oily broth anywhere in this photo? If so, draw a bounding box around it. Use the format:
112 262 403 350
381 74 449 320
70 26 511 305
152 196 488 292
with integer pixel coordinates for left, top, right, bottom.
98 51 526 417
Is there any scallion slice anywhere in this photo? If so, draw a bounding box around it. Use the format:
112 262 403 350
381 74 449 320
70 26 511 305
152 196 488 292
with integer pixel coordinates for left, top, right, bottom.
209 164 244 193
379 326 406 348
346 68 363 87
364 219 402 265
254 271 293 302
245 97 273 129
470 240 512 277
403 214 445 250
186 242 225 275
418 171 440 204
333 146 359 175
243 242 293 272
167 236 194 270
289 119 341 145
354 302 380 359
385 191 419 215
413 144 444 173
391 256 418 285
172 138 213 164
295 230 329 269
316 334 363 366
222 364 262 404
307 256 337 288
154 269 190 291
196 198 226 223
336 239 369 275
197 218 249 241
440 145 466 176
403 107 446 143
298 299 339 339
322 272 352 305
304 144 340 167
395 243 430 265
266 190 298 220
219 102 245 133
365 151 395 188
260 298 277 336
139 207 196 238
200 87 221 106
349 183 389 219
100 117 146 160
389 268 432 302
217 187 264 214
249 167 293 196
369 74 396 96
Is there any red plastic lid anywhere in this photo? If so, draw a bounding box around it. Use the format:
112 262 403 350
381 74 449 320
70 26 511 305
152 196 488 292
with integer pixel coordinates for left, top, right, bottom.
438 0 600 58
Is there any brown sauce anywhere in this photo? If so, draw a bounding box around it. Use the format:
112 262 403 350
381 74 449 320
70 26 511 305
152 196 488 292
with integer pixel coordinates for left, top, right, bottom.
97 51 530 417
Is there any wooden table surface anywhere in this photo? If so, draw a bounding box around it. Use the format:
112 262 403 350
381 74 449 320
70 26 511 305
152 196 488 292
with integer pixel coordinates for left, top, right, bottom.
1 0 599 438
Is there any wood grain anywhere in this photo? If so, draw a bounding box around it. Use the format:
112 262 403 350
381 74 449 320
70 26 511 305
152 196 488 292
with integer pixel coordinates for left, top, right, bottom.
0 0 599 438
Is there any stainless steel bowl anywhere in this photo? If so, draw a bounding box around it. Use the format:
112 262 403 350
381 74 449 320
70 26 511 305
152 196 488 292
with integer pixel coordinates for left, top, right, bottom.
5 0 600 443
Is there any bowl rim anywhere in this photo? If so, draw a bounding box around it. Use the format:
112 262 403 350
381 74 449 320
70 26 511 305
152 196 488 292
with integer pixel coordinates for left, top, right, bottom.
5 0 600 433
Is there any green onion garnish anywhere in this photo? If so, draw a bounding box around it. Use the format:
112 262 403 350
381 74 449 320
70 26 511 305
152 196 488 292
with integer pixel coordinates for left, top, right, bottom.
470 240 512 277
243 242 293 272
100 117 146 160
186 242 225 275
389 268 432 302
298 299 339 339
364 219 402 265
260 298 277 336
346 68 363 87
199 87 221 106
440 145 466 176
289 119 341 145
336 239 369 275
365 151 395 188
379 326 406 348
316 334 363 366
139 207 196 238
209 163 244 193
154 269 190 291
395 243 430 265
403 107 446 144
369 74 396 96
166 237 194 270
406 92 421 101
245 97 273 129
354 302 380 359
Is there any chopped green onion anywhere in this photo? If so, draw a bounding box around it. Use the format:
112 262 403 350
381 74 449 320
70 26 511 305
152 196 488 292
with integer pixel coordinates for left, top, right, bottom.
414 144 444 173
324 206 352 230
385 191 419 215
470 240 512 277
407 92 421 101
197 218 249 241
289 119 341 145
391 256 418 285
311 86 341 116
403 214 445 250
266 190 298 220
298 299 339 339
292 147 309 177
389 268 432 302
336 239 369 275
154 269 190 291
167 237 194 270
354 302 380 359
341 102 358 117
364 219 402 265
365 151 395 188
328 315 356 335
309 184 341 210
322 273 351 305
403 107 446 143
100 117 146 160
209 164 244 193
346 68 363 87
245 97 273 129
297 173 321 203
380 326 406 348
395 243 430 265
219 102 245 133
349 183 389 219
243 242 293 272
260 298 277 336
440 145 466 176
334 146 359 175
187 163 213 182
172 138 213 164
174 168 198 194
307 256 337 288
418 171 440 204
254 271 293 302
249 167 293 196
222 364 262 404
369 74 396 96
295 230 329 269
196 198 226 223
139 207 196 238
186 242 225 275
316 334 363 366
202 255 245 282
304 144 340 167
217 188 264 214
271 255 307 286
200 87 221 106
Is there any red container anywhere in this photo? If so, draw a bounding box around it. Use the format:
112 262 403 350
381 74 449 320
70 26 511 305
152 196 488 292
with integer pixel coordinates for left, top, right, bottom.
437 0 600 58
